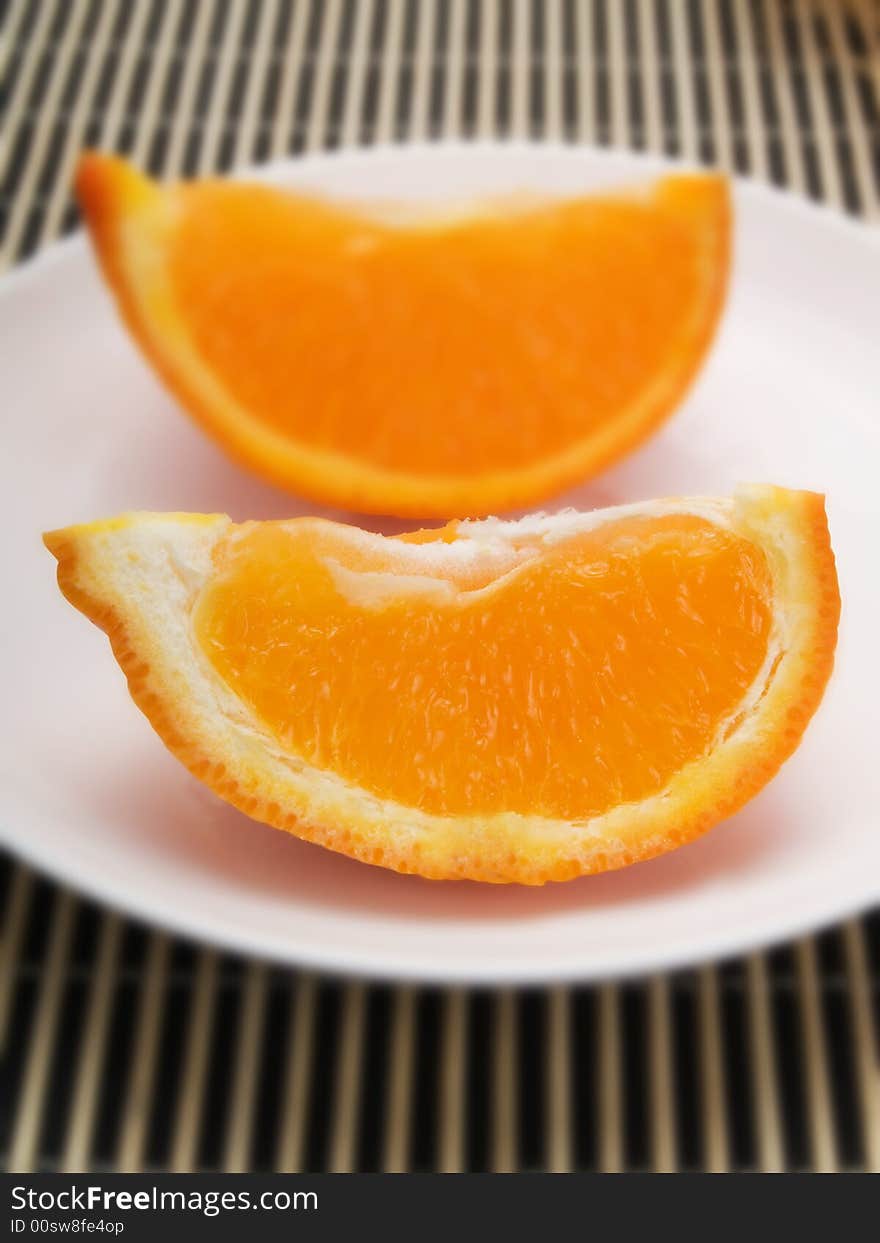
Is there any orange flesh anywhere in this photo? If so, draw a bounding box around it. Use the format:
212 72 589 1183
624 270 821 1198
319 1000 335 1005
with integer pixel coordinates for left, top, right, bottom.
170 180 724 477
194 515 774 819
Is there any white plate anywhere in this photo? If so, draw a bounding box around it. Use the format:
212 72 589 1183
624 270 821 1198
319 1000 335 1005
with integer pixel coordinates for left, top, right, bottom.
1 143 878 984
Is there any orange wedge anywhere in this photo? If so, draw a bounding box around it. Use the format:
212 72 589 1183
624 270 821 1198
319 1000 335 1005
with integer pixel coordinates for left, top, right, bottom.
76 153 731 516
45 487 838 884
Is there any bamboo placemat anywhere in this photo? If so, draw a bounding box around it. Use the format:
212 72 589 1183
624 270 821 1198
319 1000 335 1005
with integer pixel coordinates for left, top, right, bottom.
1 0 878 1173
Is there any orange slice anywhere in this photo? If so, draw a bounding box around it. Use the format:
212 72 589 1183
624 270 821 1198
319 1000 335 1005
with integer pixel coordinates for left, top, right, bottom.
76 153 731 516
45 487 838 884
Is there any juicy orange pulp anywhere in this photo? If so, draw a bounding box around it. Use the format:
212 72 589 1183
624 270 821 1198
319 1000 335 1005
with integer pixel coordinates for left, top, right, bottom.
195 514 773 820
171 179 723 478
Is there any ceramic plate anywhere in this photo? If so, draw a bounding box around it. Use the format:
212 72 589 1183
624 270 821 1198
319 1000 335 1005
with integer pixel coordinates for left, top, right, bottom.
1 144 878 982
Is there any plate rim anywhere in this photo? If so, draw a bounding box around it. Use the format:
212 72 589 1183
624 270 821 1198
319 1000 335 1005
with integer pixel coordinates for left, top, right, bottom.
2 139 878 306
4 824 878 984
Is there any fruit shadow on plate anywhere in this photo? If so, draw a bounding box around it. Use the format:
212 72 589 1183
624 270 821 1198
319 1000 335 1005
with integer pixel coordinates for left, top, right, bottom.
75 747 791 924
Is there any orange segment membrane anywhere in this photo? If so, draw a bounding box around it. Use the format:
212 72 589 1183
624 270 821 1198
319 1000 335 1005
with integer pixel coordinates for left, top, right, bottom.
170 181 720 476
194 514 774 819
